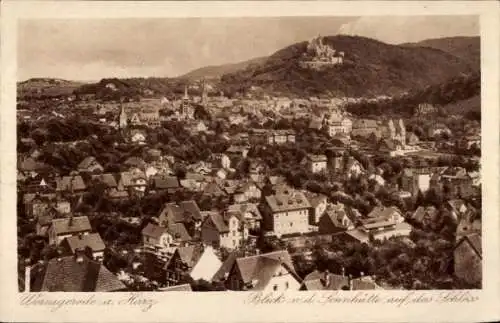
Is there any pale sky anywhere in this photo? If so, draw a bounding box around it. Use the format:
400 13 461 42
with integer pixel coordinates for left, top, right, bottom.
18 16 479 81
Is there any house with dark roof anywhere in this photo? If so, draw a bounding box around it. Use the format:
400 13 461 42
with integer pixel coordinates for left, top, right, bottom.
55 175 87 194
412 206 439 228
227 203 262 231
318 203 355 234
304 192 328 225
302 154 328 173
454 234 482 287
234 181 262 203
77 156 104 174
213 250 301 291
163 245 204 286
200 211 247 250
262 190 311 237
158 201 202 238
48 216 92 245
300 270 349 290
61 232 106 261
91 173 118 189
118 169 148 197
351 119 379 138
149 175 180 193
28 253 126 292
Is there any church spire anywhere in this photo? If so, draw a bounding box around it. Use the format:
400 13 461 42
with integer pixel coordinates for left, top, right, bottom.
183 85 189 100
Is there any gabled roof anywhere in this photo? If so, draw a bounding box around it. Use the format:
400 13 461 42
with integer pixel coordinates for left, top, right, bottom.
176 245 204 269
204 212 229 233
412 206 438 223
455 233 482 258
141 223 167 239
51 216 92 236
120 170 147 187
231 250 298 289
167 223 192 242
91 173 118 188
32 255 126 292
302 270 349 290
56 175 87 192
64 233 106 253
162 201 202 223
78 156 101 170
366 206 401 219
227 203 262 220
123 157 146 169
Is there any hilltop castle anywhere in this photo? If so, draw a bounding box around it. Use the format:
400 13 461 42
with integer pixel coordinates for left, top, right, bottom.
301 35 345 69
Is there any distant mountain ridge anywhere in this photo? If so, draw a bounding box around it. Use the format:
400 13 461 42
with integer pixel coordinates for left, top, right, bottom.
401 36 480 71
17 36 480 100
180 56 268 80
218 35 477 97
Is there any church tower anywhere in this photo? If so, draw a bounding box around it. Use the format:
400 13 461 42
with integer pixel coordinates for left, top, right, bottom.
119 104 128 129
201 79 208 105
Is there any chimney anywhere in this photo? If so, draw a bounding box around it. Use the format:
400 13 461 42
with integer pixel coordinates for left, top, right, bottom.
24 259 31 293
323 269 331 288
74 248 84 263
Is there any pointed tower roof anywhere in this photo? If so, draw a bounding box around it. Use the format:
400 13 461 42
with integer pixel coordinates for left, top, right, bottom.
183 85 189 100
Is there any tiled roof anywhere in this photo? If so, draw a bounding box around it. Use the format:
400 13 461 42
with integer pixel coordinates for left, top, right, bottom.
91 174 118 188
64 233 106 253
78 157 100 170
51 216 92 236
152 176 179 190
302 270 349 290
307 154 327 162
227 203 262 220
123 157 146 169
32 255 126 292
56 176 87 192
265 191 311 213
353 119 378 129
120 170 147 187
232 250 297 289
351 276 380 290
412 206 438 223
141 223 167 239
158 283 193 291
176 245 204 268
167 223 192 242
205 212 229 233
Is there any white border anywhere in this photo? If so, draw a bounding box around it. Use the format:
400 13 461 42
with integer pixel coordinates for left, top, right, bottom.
1 1 499 322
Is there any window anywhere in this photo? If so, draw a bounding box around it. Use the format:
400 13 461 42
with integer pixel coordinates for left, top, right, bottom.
273 285 278 291
233 240 236 246
233 230 236 236
285 282 289 289
290 222 293 227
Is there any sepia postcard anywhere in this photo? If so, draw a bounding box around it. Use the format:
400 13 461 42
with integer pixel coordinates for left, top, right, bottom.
1 1 499 322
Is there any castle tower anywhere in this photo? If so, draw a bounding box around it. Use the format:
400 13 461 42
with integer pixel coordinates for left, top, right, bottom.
387 119 396 140
119 104 128 129
201 79 208 105
397 119 406 145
